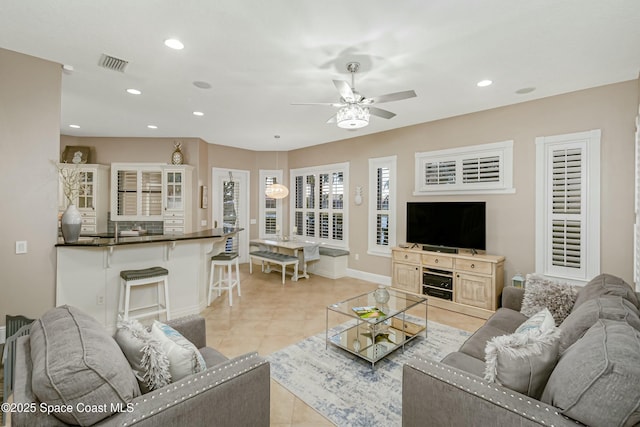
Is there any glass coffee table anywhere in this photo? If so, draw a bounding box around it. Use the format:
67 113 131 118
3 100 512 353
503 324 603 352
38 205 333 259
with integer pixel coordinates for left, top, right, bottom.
325 288 427 367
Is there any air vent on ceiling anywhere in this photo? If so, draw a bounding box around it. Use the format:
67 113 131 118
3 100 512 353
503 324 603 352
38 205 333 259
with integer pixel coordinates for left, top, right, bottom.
98 54 129 72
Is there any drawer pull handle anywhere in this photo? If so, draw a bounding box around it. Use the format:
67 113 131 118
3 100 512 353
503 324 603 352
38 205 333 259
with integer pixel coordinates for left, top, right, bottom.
435 259 439 263
404 254 408 259
470 263 475 269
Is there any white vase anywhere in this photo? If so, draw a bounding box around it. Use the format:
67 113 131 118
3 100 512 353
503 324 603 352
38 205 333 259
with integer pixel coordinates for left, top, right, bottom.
374 285 390 304
61 204 82 243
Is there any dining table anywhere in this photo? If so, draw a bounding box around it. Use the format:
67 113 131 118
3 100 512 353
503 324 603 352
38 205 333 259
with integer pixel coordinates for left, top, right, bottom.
249 238 320 281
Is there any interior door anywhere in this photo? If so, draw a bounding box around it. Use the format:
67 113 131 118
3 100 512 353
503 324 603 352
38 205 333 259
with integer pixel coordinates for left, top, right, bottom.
212 168 250 263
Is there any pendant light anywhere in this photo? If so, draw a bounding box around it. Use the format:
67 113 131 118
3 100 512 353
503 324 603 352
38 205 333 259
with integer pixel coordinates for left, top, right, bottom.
265 136 289 199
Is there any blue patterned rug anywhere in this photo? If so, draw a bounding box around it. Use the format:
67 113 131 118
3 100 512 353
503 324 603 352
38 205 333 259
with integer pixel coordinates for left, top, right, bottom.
267 318 471 426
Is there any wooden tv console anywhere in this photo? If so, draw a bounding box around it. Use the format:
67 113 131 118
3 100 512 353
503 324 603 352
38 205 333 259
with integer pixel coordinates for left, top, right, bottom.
391 246 505 320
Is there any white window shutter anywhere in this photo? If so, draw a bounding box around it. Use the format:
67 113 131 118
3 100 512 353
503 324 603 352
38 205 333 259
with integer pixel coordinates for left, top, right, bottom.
535 130 600 284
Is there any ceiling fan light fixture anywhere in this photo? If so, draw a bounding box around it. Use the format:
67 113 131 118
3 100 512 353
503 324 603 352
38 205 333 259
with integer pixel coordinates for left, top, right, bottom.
265 183 289 199
337 105 370 129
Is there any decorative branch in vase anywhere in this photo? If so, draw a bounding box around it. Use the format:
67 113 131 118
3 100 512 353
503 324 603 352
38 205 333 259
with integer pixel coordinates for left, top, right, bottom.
56 162 83 243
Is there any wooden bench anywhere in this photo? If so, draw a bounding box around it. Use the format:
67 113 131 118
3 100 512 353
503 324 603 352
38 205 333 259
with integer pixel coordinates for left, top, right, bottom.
249 250 300 284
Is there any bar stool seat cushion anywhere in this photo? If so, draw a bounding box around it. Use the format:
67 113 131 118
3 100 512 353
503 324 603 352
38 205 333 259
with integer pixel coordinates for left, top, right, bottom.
151 321 207 381
211 252 238 261
120 266 169 281
29 305 141 426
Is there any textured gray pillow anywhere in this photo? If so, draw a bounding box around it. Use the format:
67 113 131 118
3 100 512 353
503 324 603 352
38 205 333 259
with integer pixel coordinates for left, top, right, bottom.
114 319 172 392
573 273 639 310
30 306 140 426
521 274 578 325
484 327 561 399
559 296 640 353
542 319 640 427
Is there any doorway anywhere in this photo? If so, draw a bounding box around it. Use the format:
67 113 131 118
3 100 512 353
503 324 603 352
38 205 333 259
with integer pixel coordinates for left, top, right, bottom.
212 168 250 263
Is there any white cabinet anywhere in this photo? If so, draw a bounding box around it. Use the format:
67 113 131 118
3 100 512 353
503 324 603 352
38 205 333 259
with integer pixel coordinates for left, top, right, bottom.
58 164 109 234
110 163 194 233
163 166 194 233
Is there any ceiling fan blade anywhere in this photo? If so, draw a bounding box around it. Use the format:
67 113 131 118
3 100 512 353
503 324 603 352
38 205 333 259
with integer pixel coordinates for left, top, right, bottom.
333 79 355 102
326 115 336 124
368 106 396 119
369 90 417 104
291 102 344 107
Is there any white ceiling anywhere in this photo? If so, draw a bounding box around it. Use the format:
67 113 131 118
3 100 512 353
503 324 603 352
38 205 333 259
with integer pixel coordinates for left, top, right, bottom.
1 1 639 151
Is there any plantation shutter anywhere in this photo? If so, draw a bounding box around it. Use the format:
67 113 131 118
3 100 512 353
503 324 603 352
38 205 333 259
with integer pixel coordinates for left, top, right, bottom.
551 149 583 268
425 160 455 185
462 155 500 183
635 110 640 289
376 167 390 246
264 175 277 236
535 129 600 283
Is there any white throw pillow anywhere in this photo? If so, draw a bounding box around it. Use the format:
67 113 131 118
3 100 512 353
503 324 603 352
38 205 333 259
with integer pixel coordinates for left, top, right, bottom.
150 321 206 381
515 308 556 334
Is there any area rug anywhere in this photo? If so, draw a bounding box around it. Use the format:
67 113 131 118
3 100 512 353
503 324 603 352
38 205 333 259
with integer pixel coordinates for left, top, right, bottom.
267 318 472 426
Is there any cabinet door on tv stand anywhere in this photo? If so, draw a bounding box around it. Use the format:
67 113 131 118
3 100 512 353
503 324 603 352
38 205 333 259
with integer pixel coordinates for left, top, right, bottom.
454 273 492 309
393 263 421 294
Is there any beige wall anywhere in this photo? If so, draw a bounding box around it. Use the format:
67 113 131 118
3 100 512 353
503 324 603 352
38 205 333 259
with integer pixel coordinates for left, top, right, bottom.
3 44 636 328
289 80 638 285
0 48 61 327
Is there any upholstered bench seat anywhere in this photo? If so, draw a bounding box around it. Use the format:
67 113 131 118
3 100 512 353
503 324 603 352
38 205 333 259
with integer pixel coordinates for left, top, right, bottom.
249 251 299 284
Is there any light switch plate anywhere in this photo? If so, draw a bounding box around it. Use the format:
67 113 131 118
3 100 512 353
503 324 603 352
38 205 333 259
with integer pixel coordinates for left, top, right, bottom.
16 241 27 254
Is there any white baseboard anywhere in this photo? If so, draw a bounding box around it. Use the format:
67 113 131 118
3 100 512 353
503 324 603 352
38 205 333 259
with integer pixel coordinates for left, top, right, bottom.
0 326 5 344
346 268 391 286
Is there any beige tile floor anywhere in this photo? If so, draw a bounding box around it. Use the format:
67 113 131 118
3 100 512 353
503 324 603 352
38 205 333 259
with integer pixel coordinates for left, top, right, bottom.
203 264 486 426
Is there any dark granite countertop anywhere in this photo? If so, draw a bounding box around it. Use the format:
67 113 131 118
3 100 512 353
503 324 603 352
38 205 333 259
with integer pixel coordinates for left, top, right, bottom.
55 228 242 247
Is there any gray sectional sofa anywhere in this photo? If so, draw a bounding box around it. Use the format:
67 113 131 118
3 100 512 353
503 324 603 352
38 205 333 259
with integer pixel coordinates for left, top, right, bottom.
11 307 270 426
403 274 640 427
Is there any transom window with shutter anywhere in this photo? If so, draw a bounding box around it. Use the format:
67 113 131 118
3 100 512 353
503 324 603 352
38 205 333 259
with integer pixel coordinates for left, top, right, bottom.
414 140 514 195
290 162 349 248
369 156 396 256
535 130 600 283
259 170 283 238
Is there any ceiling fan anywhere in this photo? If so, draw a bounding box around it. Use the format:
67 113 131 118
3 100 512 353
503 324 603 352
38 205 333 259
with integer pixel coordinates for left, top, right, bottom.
292 62 417 129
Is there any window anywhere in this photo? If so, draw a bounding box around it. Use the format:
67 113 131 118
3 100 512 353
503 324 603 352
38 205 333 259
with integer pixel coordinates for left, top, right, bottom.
291 162 349 248
368 156 396 256
259 170 283 238
535 130 600 283
414 140 514 195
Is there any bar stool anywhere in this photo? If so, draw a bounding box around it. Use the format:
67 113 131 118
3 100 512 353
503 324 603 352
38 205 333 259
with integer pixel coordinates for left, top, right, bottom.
208 252 241 306
119 266 170 321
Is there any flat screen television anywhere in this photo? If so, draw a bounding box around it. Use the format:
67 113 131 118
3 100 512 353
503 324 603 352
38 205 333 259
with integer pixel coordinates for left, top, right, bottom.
406 202 486 251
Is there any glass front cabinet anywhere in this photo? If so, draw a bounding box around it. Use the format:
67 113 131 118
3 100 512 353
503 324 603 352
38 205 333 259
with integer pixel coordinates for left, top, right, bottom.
58 164 110 235
163 166 194 233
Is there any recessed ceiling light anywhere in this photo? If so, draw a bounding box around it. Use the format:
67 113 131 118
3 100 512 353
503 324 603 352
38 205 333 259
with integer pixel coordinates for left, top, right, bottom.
515 87 536 94
477 79 493 87
193 81 211 89
126 88 142 95
147 125 158 129
193 111 204 116
164 39 184 50
69 124 80 129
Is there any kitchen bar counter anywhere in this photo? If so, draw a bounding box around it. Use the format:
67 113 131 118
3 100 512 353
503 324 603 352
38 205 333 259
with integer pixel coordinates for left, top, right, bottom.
56 228 239 247
56 228 241 331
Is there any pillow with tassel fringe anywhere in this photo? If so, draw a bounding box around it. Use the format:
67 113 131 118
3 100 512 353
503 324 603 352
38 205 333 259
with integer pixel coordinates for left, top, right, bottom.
115 318 172 392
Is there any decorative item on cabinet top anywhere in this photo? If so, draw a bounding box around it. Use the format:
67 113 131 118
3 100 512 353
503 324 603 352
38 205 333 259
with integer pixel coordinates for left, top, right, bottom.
62 145 91 164
171 141 184 165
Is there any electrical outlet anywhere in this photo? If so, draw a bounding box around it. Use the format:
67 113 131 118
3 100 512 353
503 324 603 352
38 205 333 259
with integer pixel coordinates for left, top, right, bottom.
96 295 104 305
